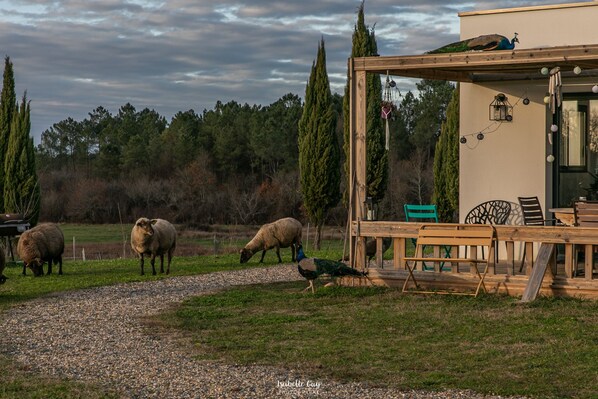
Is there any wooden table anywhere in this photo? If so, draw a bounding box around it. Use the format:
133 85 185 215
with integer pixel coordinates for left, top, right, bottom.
549 207 574 226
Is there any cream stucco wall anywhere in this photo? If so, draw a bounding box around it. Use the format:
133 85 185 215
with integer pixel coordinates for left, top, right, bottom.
458 2 598 223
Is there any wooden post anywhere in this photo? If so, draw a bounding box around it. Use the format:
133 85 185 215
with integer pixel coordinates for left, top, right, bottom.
349 59 368 269
521 243 555 302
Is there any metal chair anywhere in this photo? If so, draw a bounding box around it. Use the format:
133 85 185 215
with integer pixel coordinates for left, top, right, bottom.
464 200 512 262
518 196 557 272
464 200 511 225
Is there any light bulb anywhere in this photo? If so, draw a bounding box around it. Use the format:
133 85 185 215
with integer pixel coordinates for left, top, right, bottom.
477 133 484 140
459 136 467 144
574 66 582 75
541 67 549 75
544 96 551 104
550 124 558 132
593 85 598 94
547 154 555 163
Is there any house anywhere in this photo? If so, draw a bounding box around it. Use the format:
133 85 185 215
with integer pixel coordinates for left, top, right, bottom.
346 2 598 298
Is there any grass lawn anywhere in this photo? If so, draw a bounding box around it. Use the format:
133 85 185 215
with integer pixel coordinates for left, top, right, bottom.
160 282 598 399
2 223 597 398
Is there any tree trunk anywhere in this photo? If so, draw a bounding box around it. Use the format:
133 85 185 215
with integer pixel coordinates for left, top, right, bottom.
315 223 323 250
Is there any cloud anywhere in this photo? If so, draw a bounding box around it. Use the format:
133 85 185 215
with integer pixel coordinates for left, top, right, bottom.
0 0 581 142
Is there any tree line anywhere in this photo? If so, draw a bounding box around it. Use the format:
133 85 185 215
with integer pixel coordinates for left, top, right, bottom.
34 79 453 228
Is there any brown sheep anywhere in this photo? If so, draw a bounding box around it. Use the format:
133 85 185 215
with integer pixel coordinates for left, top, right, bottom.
17 223 65 277
0 246 6 284
240 217 302 264
130 218 177 275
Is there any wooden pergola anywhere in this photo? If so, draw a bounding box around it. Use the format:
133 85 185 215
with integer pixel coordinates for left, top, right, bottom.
347 44 598 298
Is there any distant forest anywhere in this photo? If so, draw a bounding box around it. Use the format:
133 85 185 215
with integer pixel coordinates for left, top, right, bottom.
36 80 454 226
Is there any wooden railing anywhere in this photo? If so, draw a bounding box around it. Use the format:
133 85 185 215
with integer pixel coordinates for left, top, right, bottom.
351 221 597 281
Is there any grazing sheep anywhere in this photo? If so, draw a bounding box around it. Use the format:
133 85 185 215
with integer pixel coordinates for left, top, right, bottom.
240 217 302 264
130 218 177 276
0 247 6 284
17 223 65 277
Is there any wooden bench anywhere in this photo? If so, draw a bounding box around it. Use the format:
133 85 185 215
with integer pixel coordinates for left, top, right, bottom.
402 223 495 297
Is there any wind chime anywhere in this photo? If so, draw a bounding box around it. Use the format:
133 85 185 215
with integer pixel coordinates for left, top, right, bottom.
381 72 399 150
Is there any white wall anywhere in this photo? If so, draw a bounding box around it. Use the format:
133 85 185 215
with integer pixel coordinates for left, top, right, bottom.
459 2 598 223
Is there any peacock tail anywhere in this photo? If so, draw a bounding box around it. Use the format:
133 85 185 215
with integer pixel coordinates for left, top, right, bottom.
428 33 518 54
313 257 365 277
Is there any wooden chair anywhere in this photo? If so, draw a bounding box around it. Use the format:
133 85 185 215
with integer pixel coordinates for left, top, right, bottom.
402 223 495 297
573 200 598 276
404 204 450 270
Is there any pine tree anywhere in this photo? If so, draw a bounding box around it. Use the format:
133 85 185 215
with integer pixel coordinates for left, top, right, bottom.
0 56 16 212
433 86 459 222
4 94 40 224
343 1 388 204
299 38 341 249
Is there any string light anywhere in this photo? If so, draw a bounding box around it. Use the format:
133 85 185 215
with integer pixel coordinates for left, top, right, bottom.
460 89 529 147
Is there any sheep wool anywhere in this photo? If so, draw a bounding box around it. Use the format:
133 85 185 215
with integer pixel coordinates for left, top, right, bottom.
131 218 177 275
17 223 65 277
240 217 302 264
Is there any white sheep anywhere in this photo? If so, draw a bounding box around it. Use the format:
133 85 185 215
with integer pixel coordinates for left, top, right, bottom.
240 217 302 263
17 223 65 276
130 218 177 275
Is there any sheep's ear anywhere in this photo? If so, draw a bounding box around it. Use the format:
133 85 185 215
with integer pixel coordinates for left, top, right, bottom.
151 219 158 225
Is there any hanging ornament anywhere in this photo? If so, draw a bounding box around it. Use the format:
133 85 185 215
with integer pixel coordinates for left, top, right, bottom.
381 71 399 150
548 67 562 115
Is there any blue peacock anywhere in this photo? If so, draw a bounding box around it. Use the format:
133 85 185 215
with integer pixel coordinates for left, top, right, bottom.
428 33 518 54
296 245 367 293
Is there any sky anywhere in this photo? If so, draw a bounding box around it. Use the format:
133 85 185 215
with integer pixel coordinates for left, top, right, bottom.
0 0 584 143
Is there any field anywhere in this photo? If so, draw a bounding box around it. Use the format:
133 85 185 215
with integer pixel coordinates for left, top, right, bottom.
0 223 597 399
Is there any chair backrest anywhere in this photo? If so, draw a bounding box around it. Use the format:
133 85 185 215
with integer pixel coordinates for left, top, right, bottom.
518 196 546 226
416 223 495 253
404 204 439 222
464 200 512 225
573 200 598 227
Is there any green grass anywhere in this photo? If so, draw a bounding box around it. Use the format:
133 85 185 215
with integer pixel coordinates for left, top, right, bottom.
161 283 598 399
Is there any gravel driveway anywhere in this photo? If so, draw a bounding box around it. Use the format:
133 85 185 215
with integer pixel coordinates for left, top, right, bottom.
0 265 525 398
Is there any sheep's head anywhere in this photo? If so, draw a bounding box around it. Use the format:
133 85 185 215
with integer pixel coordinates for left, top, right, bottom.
135 218 157 237
239 248 254 264
27 258 45 277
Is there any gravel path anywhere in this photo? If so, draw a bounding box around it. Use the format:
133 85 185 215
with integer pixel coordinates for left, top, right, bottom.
0 265 525 398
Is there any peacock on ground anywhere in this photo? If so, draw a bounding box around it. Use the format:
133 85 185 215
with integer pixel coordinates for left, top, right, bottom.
296 245 367 293
427 33 518 54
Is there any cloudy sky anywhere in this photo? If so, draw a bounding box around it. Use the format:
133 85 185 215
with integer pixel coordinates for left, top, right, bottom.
0 0 581 143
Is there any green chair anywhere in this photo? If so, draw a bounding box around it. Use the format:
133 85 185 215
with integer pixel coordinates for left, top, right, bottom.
404 204 450 270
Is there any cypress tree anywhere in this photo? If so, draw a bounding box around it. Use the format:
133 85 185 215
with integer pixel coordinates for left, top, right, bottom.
0 56 16 212
433 86 459 222
299 38 341 249
4 94 40 224
343 1 388 204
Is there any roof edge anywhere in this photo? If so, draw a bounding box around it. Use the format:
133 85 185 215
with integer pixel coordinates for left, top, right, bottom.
459 1 598 17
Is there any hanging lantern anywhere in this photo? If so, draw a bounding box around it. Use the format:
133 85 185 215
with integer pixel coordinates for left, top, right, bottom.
489 93 513 122
364 197 378 221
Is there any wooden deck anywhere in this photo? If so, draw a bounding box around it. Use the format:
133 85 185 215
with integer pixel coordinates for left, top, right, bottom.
345 222 598 299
